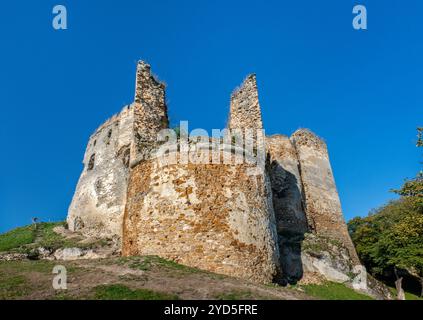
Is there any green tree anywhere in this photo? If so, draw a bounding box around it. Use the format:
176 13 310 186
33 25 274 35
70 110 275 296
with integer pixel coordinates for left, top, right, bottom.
392 127 423 212
417 127 423 148
349 127 423 299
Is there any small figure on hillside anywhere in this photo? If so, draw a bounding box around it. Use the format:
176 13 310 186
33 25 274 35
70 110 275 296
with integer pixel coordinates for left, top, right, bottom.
31 217 39 229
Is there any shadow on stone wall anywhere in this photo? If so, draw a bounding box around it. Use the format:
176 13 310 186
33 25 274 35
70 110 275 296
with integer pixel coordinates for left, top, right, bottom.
269 159 308 285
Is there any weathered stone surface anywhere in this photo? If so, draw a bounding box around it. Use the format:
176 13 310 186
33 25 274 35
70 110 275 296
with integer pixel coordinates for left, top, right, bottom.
0 253 28 261
53 247 84 260
67 105 133 240
228 74 263 130
67 61 363 286
53 247 109 261
131 61 169 164
122 150 280 284
301 233 353 282
267 134 309 283
291 129 360 265
267 134 308 235
67 62 169 241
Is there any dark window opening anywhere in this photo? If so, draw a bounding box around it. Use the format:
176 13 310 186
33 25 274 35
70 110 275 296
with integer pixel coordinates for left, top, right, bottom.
104 129 113 145
88 154 95 171
122 148 130 168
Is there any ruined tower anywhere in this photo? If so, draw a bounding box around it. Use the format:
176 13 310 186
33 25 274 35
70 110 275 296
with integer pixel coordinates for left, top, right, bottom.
122 73 281 284
267 135 309 282
291 129 360 264
68 61 361 285
66 105 133 239
67 61 169 240
228 74 263 131
131 61 169 165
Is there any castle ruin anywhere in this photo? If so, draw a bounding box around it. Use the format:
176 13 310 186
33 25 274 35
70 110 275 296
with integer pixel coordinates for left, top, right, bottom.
67 61 361 284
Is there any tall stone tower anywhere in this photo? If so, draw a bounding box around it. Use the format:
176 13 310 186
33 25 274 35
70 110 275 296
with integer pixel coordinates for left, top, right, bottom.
228 74 266 173
228 74 263 131
131 61 169 165
122 74 281 284
291 129 360 265
267 135 309 282
66 105 133 240
67 61 169 241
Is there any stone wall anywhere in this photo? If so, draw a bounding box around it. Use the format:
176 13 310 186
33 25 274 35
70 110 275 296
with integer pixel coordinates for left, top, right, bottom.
68 61 362 285
67 105 133 240
267 135 309 283
131 61 169 165
267 135 308 236
122 149 280 284
67 61 170 241
291 129 360 265
228 74 263 131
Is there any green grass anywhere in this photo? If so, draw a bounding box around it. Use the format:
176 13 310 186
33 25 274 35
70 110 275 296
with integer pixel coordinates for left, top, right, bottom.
0 273 30 299
51 292 75 300
120 255 202 274
34 222 101 251
0 260 83 300
301 282 373 300
0 225 36 252
93 284 179 300
388 287 423 300
30 222 68 251
404 291 422 300
0 222 107 255
0 259 64 273
215 290 255 300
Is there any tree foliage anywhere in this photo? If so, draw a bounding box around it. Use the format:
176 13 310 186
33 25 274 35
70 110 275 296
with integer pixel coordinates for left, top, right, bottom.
348 199 420 275
348 128 423 295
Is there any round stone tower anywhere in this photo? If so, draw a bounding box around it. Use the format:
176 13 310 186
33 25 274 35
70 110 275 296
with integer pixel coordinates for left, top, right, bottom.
122 146 281 284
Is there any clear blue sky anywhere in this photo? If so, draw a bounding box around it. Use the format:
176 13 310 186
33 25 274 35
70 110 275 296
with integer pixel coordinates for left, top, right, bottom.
0 1 422 233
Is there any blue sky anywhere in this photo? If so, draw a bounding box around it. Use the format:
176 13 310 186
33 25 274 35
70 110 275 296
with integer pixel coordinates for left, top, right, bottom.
0 1 422 232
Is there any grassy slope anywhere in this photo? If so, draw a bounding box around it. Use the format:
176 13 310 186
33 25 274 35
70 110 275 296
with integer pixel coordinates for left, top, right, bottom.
0 224 408 300
0 222 108 255
0 225 36 252
388 287 423 301
93 284 179 300
300 282 373 300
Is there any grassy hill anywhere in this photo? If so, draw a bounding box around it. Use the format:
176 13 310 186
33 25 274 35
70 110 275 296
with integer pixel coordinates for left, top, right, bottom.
0 223 380 300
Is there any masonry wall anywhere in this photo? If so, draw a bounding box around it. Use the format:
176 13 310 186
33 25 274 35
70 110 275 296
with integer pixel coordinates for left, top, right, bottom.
267 135 309 282
228 74 263 131
131 61 169 165
291 129 360 265
67 61 362 284
267 135 308 236
122 150 280 284
67 105 133 240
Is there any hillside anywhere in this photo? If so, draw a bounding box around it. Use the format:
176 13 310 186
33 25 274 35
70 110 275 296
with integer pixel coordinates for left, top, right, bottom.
0 222 376 300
